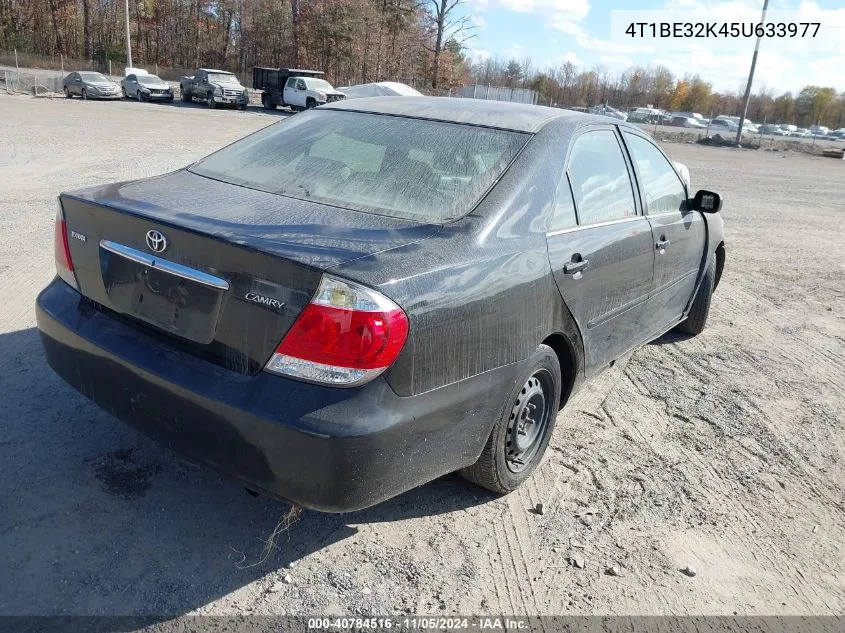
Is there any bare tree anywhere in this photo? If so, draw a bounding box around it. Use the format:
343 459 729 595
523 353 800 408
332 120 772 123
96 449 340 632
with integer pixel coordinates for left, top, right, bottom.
426 0 475 90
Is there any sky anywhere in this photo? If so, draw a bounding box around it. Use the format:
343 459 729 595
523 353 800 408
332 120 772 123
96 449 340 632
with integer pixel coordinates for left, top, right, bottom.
463 0 845 95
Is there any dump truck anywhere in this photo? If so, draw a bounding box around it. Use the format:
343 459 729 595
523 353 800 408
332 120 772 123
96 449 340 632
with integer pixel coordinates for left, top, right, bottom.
253 67 346 111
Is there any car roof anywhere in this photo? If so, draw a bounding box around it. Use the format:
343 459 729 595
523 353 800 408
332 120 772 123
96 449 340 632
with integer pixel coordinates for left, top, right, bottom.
201 68 232 74
321 97 612 133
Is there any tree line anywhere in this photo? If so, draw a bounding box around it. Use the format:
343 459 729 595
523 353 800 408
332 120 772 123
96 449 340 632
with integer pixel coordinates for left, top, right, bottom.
470 57 845 129
0 0 474 89
2 1 843 127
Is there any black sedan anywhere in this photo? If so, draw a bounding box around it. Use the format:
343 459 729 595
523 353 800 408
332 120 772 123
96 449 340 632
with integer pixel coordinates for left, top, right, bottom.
37 98 725 512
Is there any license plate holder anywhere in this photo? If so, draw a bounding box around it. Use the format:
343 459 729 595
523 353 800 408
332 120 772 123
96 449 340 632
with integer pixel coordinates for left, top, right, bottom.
100 241 226 344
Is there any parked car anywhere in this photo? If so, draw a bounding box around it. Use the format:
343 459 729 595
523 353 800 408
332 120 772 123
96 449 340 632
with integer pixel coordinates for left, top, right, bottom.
121 72 174 102
180 69 249 109
809 125 830 137
62 72 121 100
780 124 798 133
669 115 706 129
708 118 738 132
587 104 627 121
760 124 787 136
791 128 809 137
253 67 346 111
37 98 725 512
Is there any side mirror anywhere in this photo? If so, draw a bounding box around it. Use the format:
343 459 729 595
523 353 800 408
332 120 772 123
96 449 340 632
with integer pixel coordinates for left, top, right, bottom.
691 190 722 213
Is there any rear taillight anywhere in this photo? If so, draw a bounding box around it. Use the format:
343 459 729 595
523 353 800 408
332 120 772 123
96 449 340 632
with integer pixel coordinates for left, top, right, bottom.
264 274 409 386
54 201 79 290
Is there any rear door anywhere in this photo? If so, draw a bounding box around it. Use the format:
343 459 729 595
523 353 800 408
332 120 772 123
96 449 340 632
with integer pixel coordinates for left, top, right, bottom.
620 130 706 338
546 126 655 376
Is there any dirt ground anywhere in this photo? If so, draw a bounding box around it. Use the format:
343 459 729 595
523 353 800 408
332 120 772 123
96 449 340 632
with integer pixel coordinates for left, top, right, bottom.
0 95 843 619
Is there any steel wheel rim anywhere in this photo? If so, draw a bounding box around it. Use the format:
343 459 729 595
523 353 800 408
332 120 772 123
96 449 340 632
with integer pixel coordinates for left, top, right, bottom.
505 370 553 473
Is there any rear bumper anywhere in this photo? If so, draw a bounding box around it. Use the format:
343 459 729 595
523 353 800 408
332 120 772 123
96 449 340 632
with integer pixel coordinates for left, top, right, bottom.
36 279 516 511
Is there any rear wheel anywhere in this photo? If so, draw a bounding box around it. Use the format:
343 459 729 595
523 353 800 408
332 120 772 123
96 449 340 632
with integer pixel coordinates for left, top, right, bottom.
181 88 191 102
261 93 276 110
676 252 716 336
460 344 561 494
121 87 127 98
64 86 72 98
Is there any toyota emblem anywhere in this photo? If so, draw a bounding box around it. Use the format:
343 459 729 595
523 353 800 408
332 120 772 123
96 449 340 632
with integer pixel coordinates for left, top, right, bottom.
145 229 167 253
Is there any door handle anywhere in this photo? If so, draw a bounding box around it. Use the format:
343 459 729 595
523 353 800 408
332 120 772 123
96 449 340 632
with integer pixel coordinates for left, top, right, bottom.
563 258 590 275
656 238 671 252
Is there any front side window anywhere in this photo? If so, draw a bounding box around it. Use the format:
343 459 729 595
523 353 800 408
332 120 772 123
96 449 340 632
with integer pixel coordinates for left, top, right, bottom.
189 110 529 223
296 79 306 90
623 132 687 215
567 130 636 225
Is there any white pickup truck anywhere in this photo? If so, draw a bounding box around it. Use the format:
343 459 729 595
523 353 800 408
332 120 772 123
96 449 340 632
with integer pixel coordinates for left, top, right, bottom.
253 67 346 111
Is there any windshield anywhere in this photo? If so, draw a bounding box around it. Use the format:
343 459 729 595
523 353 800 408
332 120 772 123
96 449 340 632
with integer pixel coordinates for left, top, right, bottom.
137 74 165 85
207 73 237 84
305 78 334 91
189 110 529 223
80 72 108 82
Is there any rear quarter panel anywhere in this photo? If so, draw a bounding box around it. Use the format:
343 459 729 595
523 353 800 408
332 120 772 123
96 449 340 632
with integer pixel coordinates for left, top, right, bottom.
331 120 586 398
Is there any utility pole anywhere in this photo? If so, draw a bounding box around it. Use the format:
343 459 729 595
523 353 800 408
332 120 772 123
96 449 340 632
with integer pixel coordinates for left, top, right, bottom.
736 0 769 144
124 0 132 69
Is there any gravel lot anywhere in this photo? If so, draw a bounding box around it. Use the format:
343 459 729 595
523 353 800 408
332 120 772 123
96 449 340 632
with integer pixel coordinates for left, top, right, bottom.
1 95 843 619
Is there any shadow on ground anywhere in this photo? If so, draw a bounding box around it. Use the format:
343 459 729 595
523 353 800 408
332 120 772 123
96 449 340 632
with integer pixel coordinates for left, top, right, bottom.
0 327 491 617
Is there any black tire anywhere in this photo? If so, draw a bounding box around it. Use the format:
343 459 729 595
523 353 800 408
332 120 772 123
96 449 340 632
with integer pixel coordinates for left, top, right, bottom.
136 89 143 102
121 87 127 99
261 93 276 110
81 88 88 100
305 97 316 109
64 86 72 98
206 92 216 108
460 344 561 494
181 88 191 102
676 252 716 336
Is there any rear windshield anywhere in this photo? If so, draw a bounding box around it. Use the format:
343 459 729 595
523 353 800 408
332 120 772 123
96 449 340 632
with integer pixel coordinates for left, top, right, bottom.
137 74 165 85
189 110 529 223
207 73 236 83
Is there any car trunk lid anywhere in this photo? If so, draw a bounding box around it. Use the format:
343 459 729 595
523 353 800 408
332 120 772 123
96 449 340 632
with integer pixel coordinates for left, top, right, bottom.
60 169 438 375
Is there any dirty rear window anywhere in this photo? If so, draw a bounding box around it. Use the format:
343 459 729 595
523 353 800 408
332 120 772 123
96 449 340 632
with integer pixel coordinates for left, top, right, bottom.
189 110 529 223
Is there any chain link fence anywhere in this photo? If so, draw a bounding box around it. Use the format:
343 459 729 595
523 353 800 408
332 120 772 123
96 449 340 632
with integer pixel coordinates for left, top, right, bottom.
450 84 538 105
0 50 218 98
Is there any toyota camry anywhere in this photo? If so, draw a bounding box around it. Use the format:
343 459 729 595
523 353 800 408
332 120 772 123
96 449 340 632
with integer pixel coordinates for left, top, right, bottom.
36 98 725 511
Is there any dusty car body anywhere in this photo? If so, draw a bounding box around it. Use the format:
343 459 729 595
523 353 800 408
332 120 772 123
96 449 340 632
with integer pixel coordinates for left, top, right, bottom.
180 69 249 109
37 98 725 512
62 72 122 100
121 73 174 102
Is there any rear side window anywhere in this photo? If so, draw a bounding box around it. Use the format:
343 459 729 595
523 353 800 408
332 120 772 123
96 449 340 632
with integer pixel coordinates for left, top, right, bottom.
190 110 529 223
567 130 636 225
623 132 687 215
549 173 578 231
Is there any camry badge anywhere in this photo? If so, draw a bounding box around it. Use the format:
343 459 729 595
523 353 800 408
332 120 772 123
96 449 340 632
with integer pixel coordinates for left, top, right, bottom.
245 292 285 311
145 229 167 253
